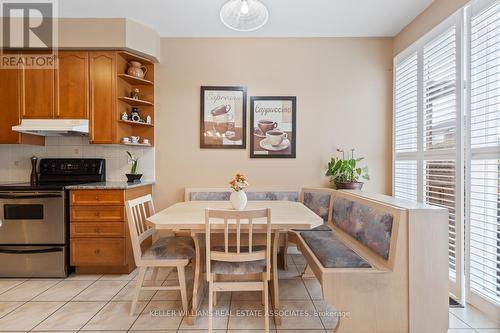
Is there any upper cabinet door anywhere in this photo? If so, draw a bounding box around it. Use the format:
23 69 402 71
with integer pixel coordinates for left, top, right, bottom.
89 51 116 144
20 53 55 119
56 51 89 119
0 65 21 143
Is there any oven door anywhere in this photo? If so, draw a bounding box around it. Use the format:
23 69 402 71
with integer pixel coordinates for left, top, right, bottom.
0 191 65 244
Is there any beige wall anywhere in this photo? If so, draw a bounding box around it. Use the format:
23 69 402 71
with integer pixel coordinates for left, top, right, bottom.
154 38 393 209
393 0 469 55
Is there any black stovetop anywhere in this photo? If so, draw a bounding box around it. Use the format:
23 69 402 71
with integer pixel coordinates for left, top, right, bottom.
0 181 88 191
0 158 106 191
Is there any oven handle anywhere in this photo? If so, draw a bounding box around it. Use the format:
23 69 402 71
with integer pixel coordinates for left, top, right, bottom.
0 247 63 254
0 193 62 199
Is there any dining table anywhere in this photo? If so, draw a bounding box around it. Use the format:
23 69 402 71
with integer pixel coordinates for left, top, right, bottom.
146 200 323 325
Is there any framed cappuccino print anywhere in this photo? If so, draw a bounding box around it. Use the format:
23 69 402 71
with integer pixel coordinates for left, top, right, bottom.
200 86 247 149
250 96 296 158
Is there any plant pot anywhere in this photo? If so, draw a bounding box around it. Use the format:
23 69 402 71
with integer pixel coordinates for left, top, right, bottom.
230 191 247 210
334 181 364 190
126 173 143 183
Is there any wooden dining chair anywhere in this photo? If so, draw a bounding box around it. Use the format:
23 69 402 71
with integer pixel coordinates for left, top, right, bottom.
205 208 272 333
125 194 195 316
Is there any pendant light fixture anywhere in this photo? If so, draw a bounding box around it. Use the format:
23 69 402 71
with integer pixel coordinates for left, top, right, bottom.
220 0 269 32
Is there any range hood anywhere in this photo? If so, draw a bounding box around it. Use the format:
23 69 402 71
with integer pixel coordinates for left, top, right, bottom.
12 119 89 137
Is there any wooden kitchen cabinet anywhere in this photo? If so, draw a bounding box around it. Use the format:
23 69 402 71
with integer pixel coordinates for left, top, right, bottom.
0 49 154 146
89 51 116 144
69 185 152 274
0 66 22 143
56 51 89 119
20 55 55 119
0 61 44 145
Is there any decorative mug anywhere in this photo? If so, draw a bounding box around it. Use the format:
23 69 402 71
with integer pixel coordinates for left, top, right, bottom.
142 138 150 145
266 130 288 147
122 137 130 144
127 61 147 79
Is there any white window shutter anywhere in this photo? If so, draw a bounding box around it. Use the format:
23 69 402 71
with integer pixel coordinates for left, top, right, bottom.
394 53 419 154
423 27 458 152
468 0 500 306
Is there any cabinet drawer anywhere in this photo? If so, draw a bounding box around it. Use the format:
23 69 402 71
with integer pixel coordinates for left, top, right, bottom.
71 206 124 222
71 223 125 237
70 190 123 206
70 238 125 266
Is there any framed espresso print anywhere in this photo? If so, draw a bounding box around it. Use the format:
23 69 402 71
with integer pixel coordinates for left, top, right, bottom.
200 86 247 149
250 96 296 158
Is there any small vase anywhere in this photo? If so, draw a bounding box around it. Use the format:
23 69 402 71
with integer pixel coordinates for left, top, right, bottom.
230 191 247 210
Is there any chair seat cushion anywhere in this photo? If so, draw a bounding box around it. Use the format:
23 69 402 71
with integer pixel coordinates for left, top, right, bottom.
142 236 195 261
211 245 267 274
300 231 371 268
211 259 267 275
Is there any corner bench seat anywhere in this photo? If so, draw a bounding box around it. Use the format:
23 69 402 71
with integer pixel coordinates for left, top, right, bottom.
300 230 370 268
293 190 449 333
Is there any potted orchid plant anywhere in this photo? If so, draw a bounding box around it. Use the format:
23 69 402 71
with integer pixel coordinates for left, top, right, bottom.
229 173 249 210
326 148 369 190
126 151 142 183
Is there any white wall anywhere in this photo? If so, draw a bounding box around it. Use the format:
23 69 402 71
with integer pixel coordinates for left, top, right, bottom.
0 137 155 183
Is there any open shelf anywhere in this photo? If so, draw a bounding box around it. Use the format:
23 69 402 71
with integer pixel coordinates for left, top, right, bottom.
117 51 154 65
116 51 155 148
121 142 152 147
118 96 154 106
117 74 154 86
119 119 154 127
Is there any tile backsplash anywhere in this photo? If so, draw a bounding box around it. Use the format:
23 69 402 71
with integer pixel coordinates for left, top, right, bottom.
0 137 155 183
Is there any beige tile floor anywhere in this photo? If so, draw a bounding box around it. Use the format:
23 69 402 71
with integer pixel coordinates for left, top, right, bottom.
0 253 498 332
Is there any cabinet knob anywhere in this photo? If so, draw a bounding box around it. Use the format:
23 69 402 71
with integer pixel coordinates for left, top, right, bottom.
94 227 100 233
95 196 100 201
94 249 100 255
94 211 100 217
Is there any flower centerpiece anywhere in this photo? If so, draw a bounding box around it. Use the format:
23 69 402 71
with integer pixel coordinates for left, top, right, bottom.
326 148 369 190
229 173 249 210
126 151 143 183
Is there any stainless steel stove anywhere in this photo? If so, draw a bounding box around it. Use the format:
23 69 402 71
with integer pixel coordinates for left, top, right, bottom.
0 159 105 277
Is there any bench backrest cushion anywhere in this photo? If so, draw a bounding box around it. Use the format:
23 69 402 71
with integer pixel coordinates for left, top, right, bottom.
302 190 331 222
332 196 394 260
188 189 299 202
190 191 230 201
246 191 299 201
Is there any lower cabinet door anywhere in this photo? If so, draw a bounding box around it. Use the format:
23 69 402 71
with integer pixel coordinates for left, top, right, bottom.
70 238 125 266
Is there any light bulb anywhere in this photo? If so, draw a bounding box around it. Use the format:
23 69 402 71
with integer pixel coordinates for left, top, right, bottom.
240 0 249 14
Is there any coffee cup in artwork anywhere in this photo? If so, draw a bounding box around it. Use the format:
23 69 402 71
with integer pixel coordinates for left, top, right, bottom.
211 105 234 135
257 120 278 134
266 130 288 147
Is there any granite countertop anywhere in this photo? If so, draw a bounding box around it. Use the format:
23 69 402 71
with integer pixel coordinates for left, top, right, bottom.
65 181 155 190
